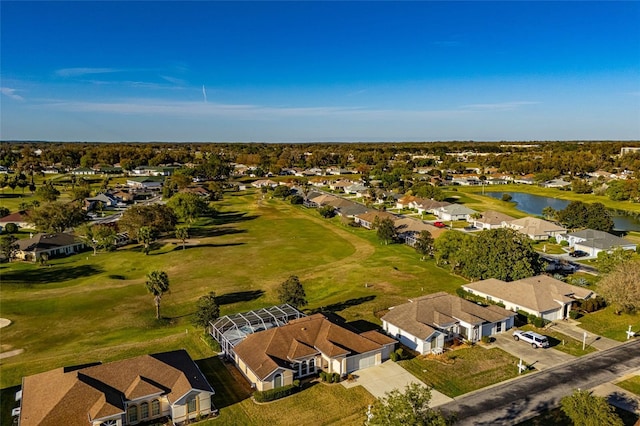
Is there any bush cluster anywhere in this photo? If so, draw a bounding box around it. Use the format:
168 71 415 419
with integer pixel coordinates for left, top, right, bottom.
579 296 606 313
319 371 341 383
516 310 550 328
253 383 299 402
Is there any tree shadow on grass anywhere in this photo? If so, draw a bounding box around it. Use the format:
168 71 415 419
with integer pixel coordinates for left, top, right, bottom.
1 264 104 285
213 211 259 226
170 242 246 252
311 295 376 314
216 290 265 306
188 227 248 239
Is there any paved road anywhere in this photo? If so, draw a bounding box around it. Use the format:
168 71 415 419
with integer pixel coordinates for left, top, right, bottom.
438 338 640 425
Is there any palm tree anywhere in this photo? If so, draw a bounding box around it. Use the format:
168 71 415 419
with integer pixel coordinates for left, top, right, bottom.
145 270 170 319
175 226 189 250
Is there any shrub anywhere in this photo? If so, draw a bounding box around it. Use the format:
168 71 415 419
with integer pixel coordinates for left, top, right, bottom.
580 296 606 313
569 310 581 320
531 316 547 328
3 223 18 234
481 335 491 344
290 195 303 205
501 194 512 202
560 240 569 247
395 348 405 360
292 379 300 388
332 372 341 383
389 352 398 362
319 371 327 382
253 384 299 402
547 237 557 244
455 287 467 298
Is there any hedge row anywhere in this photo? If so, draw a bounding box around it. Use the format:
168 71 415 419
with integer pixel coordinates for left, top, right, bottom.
253 383 299 403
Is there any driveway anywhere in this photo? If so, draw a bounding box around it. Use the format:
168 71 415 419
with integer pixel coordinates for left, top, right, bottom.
490 333 575 371
341 360 453 407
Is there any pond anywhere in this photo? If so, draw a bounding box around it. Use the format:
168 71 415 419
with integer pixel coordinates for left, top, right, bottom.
483 192 640 232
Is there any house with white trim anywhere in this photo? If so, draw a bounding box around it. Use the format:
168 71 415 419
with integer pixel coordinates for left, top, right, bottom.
18 350 215 426
504 217 566 240
382 292 515 354
557 229 637 256
462 275 593 321
231 314 395 391
435 204 476 221
469 210 515 230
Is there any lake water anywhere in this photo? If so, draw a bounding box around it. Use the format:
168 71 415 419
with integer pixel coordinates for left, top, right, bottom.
483 192 640 232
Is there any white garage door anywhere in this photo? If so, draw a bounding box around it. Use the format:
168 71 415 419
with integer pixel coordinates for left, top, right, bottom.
346 353 377 373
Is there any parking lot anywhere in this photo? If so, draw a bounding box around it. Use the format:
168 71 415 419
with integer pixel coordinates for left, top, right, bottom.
490 332 575 371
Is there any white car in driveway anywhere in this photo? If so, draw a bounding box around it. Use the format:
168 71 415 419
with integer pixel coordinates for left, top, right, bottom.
513 330 550 349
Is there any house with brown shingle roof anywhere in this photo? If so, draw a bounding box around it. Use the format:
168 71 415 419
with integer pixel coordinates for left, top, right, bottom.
0 210 33 229
382 292 515 354
354 210 397 229
232 314 395 391
462 275 593 321
469 210 516 230
18 350 215 426
504 217 566 240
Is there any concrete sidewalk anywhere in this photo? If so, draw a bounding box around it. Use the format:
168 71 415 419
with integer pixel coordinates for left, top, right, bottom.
548 319 620 351
592 370 640 414
341 360 453 407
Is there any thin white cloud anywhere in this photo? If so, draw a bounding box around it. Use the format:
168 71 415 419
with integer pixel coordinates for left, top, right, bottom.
55 67 122 77
40 98 467 121
161 75 187 86
461 101 539 111
1 87 24 101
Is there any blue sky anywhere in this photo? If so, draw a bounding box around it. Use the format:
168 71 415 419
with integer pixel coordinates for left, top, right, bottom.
1 1 639 142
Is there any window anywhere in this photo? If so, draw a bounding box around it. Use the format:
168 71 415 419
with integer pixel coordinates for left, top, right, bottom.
187 396 197 413
309 358 315 372
140 402 149 419
496 322 502 333
151 399 160 416
100 421 117 426
128 405 138 423
301 360 307 376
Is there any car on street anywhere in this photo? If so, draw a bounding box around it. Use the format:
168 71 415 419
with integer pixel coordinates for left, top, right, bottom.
434 221 446 228
570 250 588 258
513 330 550 349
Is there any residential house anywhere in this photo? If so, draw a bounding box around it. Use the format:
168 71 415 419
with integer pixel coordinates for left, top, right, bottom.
86 193 119 210
251 179 278 188
178 186 211 198
382 292 515 354
393 218 444 246
328 180 352 192
435 204 476 221
18 350 215 426
558 229 637 256
0 210 33 229
513 174 535 185
335 202 369 218
542 179 571 189
14 233 85 262
126 176 164 190
462 275 593 321
411 199 450 216
71 167 96 175
469 211 516 230
354 211 397 229
344 183 368 195
504 217 566 240
232 314 395 391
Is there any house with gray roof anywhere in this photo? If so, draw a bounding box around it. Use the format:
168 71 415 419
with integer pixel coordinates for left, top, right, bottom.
462 275 593 321
382 292 515 354
15 233 85 262
434 204 476 221
558 229 637 256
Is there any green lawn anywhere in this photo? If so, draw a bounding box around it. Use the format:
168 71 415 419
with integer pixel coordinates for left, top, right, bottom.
616 375 640 396
577 308 640 342
399 347 523 397
0 191 465 388
519 325 596 356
